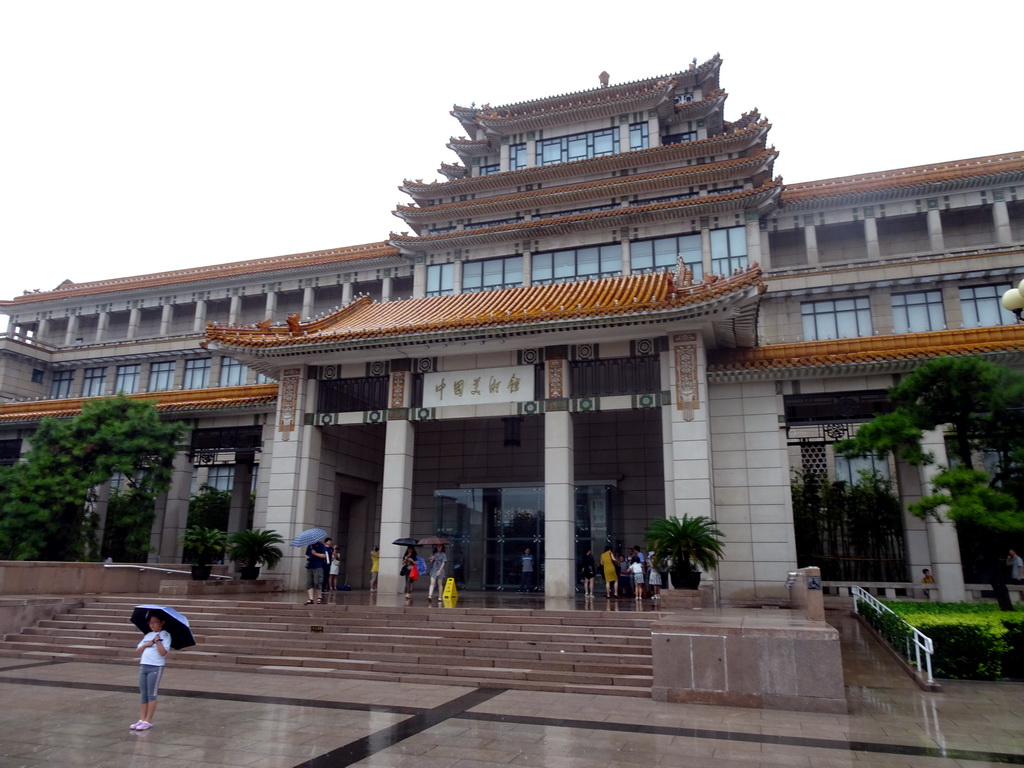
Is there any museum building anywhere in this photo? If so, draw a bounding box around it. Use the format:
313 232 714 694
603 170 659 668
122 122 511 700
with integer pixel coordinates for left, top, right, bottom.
2 56 1023 603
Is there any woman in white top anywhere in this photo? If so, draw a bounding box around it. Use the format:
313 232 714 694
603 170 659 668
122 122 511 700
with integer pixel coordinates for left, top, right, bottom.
132 615 170 730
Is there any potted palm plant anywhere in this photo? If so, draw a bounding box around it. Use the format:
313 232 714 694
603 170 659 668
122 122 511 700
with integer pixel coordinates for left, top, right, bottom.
645 514 725 590
227 528 284 579
181 525 228 580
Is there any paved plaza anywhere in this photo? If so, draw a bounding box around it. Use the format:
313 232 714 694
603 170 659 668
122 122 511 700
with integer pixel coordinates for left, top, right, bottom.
1 601 1022 767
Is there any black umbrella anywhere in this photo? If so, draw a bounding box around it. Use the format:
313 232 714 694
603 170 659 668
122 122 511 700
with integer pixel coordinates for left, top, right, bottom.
392 538 418 546
131 604 196 650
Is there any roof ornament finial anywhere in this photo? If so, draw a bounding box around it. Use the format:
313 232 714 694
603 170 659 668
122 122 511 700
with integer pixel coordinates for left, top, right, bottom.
599 71 610 88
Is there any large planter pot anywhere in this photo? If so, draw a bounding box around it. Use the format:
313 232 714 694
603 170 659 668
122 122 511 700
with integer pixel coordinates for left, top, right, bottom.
670 569 701 590
191 565 213 581
239 565 261 580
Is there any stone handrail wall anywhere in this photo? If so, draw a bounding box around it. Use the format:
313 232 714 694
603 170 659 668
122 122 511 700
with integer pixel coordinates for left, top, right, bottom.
0 561 229 596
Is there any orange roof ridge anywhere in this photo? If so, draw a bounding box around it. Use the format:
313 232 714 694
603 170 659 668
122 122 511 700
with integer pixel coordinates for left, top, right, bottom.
206 266 764 350
708 324 1024 373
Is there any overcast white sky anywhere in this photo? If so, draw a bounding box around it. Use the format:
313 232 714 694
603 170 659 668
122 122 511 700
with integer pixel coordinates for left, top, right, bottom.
1 0 1021 313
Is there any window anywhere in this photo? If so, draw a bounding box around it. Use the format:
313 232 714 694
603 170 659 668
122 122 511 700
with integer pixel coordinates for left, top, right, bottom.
50 370 74 399
219 357 247 387
255 372 273 385
892 291 944 334
663 131 697 145
629 122 649 151
426 263 455 297
148 361 175 392
710 226 748 275
536 128 618 165
959 283 1013 329
479 163 500 176
801 297 873 340
81 367 106 397
463 216 524 230
183 358 211 389
509 143 527 171
114 364 140 394
206 465 234 491
835 453 890 485
532 244 622 284
631 234 703 280
464 256 523 292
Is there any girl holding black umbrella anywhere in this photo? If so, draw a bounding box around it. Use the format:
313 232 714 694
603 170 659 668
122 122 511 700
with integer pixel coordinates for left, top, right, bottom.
131 615 170 730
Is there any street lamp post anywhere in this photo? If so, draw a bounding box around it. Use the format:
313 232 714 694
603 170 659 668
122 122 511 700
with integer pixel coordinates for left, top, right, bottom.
1000 280 1024 322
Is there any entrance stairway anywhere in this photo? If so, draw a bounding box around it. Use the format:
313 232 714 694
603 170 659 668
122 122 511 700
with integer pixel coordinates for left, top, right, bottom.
0 596 657 697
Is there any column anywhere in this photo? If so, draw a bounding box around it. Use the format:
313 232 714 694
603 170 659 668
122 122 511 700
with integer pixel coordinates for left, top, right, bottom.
926 207 944 252
700 228 712 277
993 198 1012 246
126 308 141 340
521 251 532 287
379 419 416 595
156 450 195 564
744 217 762 266
94 312 109 343
804 224 820 266
452 260 463 294
863 216 880 260
37 318 50 344
620 237 632 276
264 290 278 319
499 142 510 172
412 261 426 299
159 304 174 336
919 428 966 602
618 122 630 149
381 275 393 303
647 116 660 148
525 139 536 168
341 282 354 305
192 300 207 334
228 295 241 325
544 409 575 599
63 315 79 347
302 286 315 319
265 372 324 590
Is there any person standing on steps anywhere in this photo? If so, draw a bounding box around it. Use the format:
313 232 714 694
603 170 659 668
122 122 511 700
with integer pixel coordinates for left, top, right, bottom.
131 615 170 731
321 538 335 596
518 547 535 592
580 548 596 598
304 537 327 604
369 546 379 592
600 546 617 598
427 544 448 601
401 545 418 598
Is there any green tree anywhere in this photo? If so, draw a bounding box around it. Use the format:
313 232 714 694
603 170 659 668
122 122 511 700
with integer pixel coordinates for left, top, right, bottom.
0 397 185 561
186 485 232 530
836 357 1024 533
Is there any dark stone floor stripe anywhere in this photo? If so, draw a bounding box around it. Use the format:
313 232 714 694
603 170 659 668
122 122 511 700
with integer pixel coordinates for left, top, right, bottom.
290 688 506 768
459 711 1024 765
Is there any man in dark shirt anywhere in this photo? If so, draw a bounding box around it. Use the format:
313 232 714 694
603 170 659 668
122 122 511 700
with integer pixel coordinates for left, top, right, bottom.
304 538 327 604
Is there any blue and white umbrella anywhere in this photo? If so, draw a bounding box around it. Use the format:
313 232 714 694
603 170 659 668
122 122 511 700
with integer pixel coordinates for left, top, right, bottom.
290 527 329 548
131 604 195 650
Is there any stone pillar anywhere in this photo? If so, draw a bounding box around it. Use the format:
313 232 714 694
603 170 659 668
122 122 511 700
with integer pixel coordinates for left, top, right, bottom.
412 261 426 299
804 225 819 266
159 304 174 336
993 198 1012 246
265 371 324 590
620 237 632 275
864 216 880 260
302 286 315 319
700 228 712 276
525 139 536 168
919 428 966 602
521 251 532 287
382 275 393 303
228 295 241 325
264 291 277 319
193 300 207 334
63 315 79 347
926 208 944 252
744 218 762 266
379 419 416 595
499 142 510 172
618 122 630 149
544 409 575 598
94 312 109 343
126 308 141 340
156 450 195 564
647 115 660 147
341 282 354 305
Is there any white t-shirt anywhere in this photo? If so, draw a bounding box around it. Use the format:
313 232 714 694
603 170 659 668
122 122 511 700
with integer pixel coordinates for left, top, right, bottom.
137 630 171 666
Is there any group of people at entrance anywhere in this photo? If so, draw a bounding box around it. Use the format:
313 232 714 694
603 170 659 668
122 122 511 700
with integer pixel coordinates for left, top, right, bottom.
590 545 664 600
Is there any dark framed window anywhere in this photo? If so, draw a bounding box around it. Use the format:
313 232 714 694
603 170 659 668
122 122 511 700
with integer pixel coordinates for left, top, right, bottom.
801 297 873 341
663 131 697 145
0 438 21 466
532 244 622 284
81 367 106 397
464 256 523 292
479 163 500 176
316 376 389 413
631 234 702 279
148 361 175 392
570 357 660 397
629 122 649 151
533 203 618 220
710 226 748 275
426 263 455 297
892 291 944 334
960 283 1013 328
537 128 618 166
50 370 74 399
219 357 247 387
114 364 140 394
509 143 527 171
463 216 524 230
183 358 211 389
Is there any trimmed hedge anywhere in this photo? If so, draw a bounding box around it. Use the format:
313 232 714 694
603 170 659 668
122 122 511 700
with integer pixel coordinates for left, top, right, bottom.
877 601 1024 681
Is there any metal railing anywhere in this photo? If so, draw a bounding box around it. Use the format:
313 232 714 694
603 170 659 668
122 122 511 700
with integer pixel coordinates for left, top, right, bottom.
103 563 232 580
852 584 933 685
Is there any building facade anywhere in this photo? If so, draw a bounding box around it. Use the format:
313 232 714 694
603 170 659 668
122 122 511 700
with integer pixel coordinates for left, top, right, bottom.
2 56 1023 603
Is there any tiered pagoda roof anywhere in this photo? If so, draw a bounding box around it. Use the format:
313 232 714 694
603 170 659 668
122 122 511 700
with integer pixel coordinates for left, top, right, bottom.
206 265 766 354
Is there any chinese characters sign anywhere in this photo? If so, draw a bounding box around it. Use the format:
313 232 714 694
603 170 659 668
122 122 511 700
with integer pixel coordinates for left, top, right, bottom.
423 366 534 408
